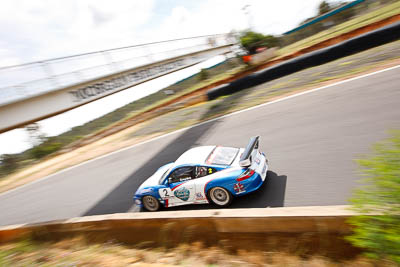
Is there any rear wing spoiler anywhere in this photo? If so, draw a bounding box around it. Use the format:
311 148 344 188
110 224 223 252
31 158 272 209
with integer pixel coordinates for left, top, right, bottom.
239 136 260 167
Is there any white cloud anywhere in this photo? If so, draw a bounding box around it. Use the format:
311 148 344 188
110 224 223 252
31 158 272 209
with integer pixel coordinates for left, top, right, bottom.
0 0 324 66
0 0 155 65
250 0 321 34
150 0 323 40
0 47 21 66
0 128 30 155
155 1 246 39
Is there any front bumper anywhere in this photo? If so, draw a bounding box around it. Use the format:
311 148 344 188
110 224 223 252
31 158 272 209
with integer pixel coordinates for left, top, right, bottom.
133 196 143 208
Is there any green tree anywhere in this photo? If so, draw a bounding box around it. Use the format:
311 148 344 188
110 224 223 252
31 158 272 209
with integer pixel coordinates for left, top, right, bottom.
240 31 279 54
347 131 400 263
318 1 332 15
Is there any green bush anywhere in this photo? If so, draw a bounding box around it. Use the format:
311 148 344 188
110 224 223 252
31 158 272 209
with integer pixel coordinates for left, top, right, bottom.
198 68 209 81
30 142 63 159
0 154 19 176
240 31 279 54
347 131 400 263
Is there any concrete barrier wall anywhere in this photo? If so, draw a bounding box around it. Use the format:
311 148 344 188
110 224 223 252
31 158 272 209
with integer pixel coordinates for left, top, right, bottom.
0 206 361 258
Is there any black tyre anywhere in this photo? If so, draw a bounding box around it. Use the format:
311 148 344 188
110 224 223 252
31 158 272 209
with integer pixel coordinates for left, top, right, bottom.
142 195 160 211
208 187 232 207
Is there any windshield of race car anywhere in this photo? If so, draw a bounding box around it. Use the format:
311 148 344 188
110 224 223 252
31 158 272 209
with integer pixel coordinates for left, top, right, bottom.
159 168 170 184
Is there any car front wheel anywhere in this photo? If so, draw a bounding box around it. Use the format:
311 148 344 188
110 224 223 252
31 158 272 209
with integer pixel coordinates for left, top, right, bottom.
208 187 232 207
142 195 160 211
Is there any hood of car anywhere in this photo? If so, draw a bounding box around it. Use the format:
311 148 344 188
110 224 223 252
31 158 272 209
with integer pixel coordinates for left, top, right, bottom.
138 162 173 190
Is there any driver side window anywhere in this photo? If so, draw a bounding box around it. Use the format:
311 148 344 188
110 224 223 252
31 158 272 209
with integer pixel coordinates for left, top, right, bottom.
168 166 194 184
195 166 217 178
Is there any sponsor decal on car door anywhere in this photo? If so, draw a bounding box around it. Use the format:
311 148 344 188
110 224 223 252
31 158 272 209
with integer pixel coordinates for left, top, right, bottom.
159 181 195 206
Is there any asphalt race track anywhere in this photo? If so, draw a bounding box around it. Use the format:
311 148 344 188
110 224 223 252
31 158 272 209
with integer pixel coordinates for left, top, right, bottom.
1 66 400 226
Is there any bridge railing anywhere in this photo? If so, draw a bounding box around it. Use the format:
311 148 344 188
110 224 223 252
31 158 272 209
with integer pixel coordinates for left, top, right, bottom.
0 33 236 106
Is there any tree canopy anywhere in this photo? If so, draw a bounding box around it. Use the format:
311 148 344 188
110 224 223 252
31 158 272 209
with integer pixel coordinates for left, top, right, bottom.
240 31 279 54
318 1 333 15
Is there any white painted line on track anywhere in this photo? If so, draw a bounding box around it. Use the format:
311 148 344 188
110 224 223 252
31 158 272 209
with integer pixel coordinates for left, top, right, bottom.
1 64 400 197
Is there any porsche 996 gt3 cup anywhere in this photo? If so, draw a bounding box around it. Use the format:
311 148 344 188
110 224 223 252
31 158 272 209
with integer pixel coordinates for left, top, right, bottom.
134 136 268 211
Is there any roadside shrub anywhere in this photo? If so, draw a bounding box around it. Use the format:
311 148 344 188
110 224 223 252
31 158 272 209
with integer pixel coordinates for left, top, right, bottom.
347 131 400 263
30 142 63 159
198 68 209 81
0 154 19 176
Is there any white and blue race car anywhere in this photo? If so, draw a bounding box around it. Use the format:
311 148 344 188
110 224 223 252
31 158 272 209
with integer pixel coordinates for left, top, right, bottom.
134 136 268 211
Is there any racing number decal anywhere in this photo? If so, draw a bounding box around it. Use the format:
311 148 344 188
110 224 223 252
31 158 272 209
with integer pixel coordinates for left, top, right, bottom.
208 168 213 174
159 188 172 198
163 189 169 197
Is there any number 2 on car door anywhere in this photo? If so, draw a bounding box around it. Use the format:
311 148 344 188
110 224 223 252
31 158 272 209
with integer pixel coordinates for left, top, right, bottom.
159 188 172 198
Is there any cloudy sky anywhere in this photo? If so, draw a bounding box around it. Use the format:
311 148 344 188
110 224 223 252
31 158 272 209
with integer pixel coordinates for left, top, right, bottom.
0 0 328 66
0 0 329 154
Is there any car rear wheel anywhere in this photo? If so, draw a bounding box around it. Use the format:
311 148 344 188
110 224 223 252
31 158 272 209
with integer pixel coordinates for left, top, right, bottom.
208 187 232 207
142 195 160 211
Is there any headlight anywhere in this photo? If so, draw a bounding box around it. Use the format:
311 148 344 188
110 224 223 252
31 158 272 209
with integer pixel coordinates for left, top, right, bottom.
135 199 142 205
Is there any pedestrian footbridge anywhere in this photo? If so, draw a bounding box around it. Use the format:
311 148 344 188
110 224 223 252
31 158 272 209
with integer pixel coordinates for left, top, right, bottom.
0 34 237 133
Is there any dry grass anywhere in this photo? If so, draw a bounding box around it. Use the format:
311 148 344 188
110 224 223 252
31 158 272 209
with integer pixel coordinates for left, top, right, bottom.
0 238 397 267
278 1 400 57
